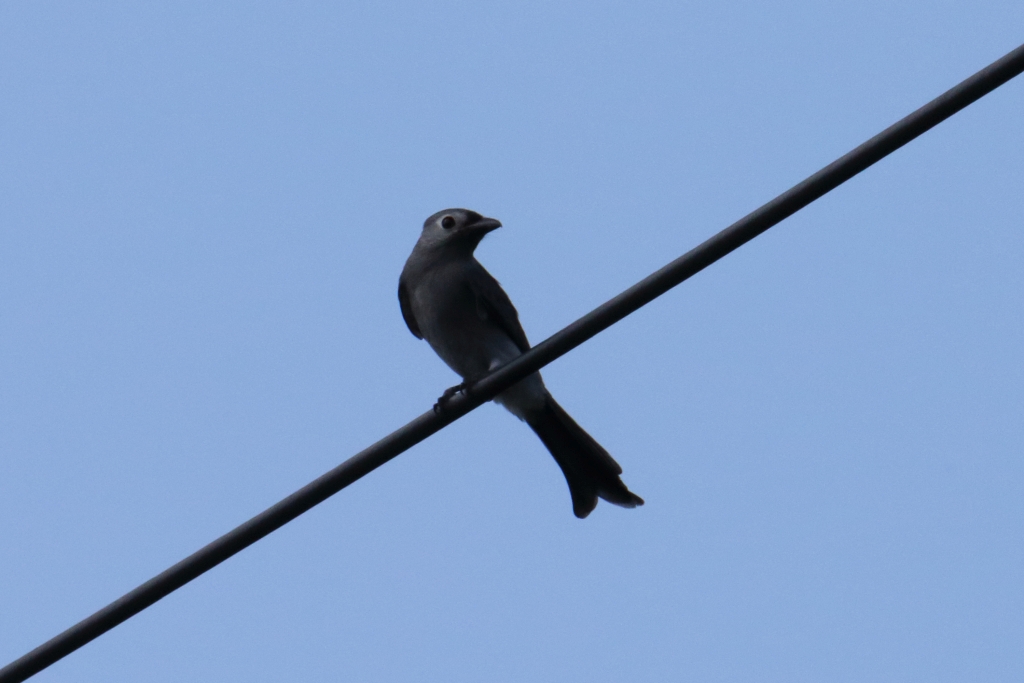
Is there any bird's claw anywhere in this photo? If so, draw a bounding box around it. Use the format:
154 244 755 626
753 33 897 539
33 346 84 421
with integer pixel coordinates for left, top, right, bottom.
433 382 471 414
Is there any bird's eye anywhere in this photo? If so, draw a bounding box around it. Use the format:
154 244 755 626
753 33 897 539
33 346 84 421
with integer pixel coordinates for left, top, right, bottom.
441 215 456 230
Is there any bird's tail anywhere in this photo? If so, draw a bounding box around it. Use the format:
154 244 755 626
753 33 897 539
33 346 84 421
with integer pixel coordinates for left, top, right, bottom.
525 396 644 519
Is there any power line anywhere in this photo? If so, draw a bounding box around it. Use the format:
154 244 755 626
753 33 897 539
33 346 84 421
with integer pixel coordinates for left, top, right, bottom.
3 41 1023 683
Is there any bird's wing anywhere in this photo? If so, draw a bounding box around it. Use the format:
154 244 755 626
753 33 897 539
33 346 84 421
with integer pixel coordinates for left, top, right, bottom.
466 264 531 353
397 276 423 339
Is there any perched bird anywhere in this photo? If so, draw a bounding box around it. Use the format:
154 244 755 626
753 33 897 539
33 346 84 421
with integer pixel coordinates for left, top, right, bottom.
398 208 643 518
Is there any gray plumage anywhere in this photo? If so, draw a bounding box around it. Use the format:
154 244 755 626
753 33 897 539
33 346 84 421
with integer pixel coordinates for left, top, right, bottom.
399 208 643 518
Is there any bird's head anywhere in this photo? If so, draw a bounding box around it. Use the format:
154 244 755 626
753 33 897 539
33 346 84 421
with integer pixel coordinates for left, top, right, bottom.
417 208 502 253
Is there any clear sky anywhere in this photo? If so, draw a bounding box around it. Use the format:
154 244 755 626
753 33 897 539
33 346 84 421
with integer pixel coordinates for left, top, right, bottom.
1 3 1022 681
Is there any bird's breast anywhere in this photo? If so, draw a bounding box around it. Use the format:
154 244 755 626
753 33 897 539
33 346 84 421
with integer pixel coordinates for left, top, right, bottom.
410 270 519 381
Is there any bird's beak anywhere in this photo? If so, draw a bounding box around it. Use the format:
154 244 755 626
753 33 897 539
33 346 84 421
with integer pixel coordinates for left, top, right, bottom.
465 216 502 235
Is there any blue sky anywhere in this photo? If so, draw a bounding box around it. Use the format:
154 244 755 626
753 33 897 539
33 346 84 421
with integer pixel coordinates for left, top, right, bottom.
1 2 1022 681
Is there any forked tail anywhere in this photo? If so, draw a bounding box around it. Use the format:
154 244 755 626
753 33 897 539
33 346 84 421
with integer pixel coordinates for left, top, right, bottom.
526 396 644 518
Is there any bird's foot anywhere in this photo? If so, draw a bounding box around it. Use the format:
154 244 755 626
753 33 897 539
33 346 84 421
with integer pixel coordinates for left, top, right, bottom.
433 381 472 414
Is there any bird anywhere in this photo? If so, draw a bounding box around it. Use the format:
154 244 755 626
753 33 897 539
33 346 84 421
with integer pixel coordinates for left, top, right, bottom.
398 208 644 518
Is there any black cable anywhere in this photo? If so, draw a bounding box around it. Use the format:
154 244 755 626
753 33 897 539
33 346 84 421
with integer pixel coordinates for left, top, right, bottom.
3 41 1023 683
